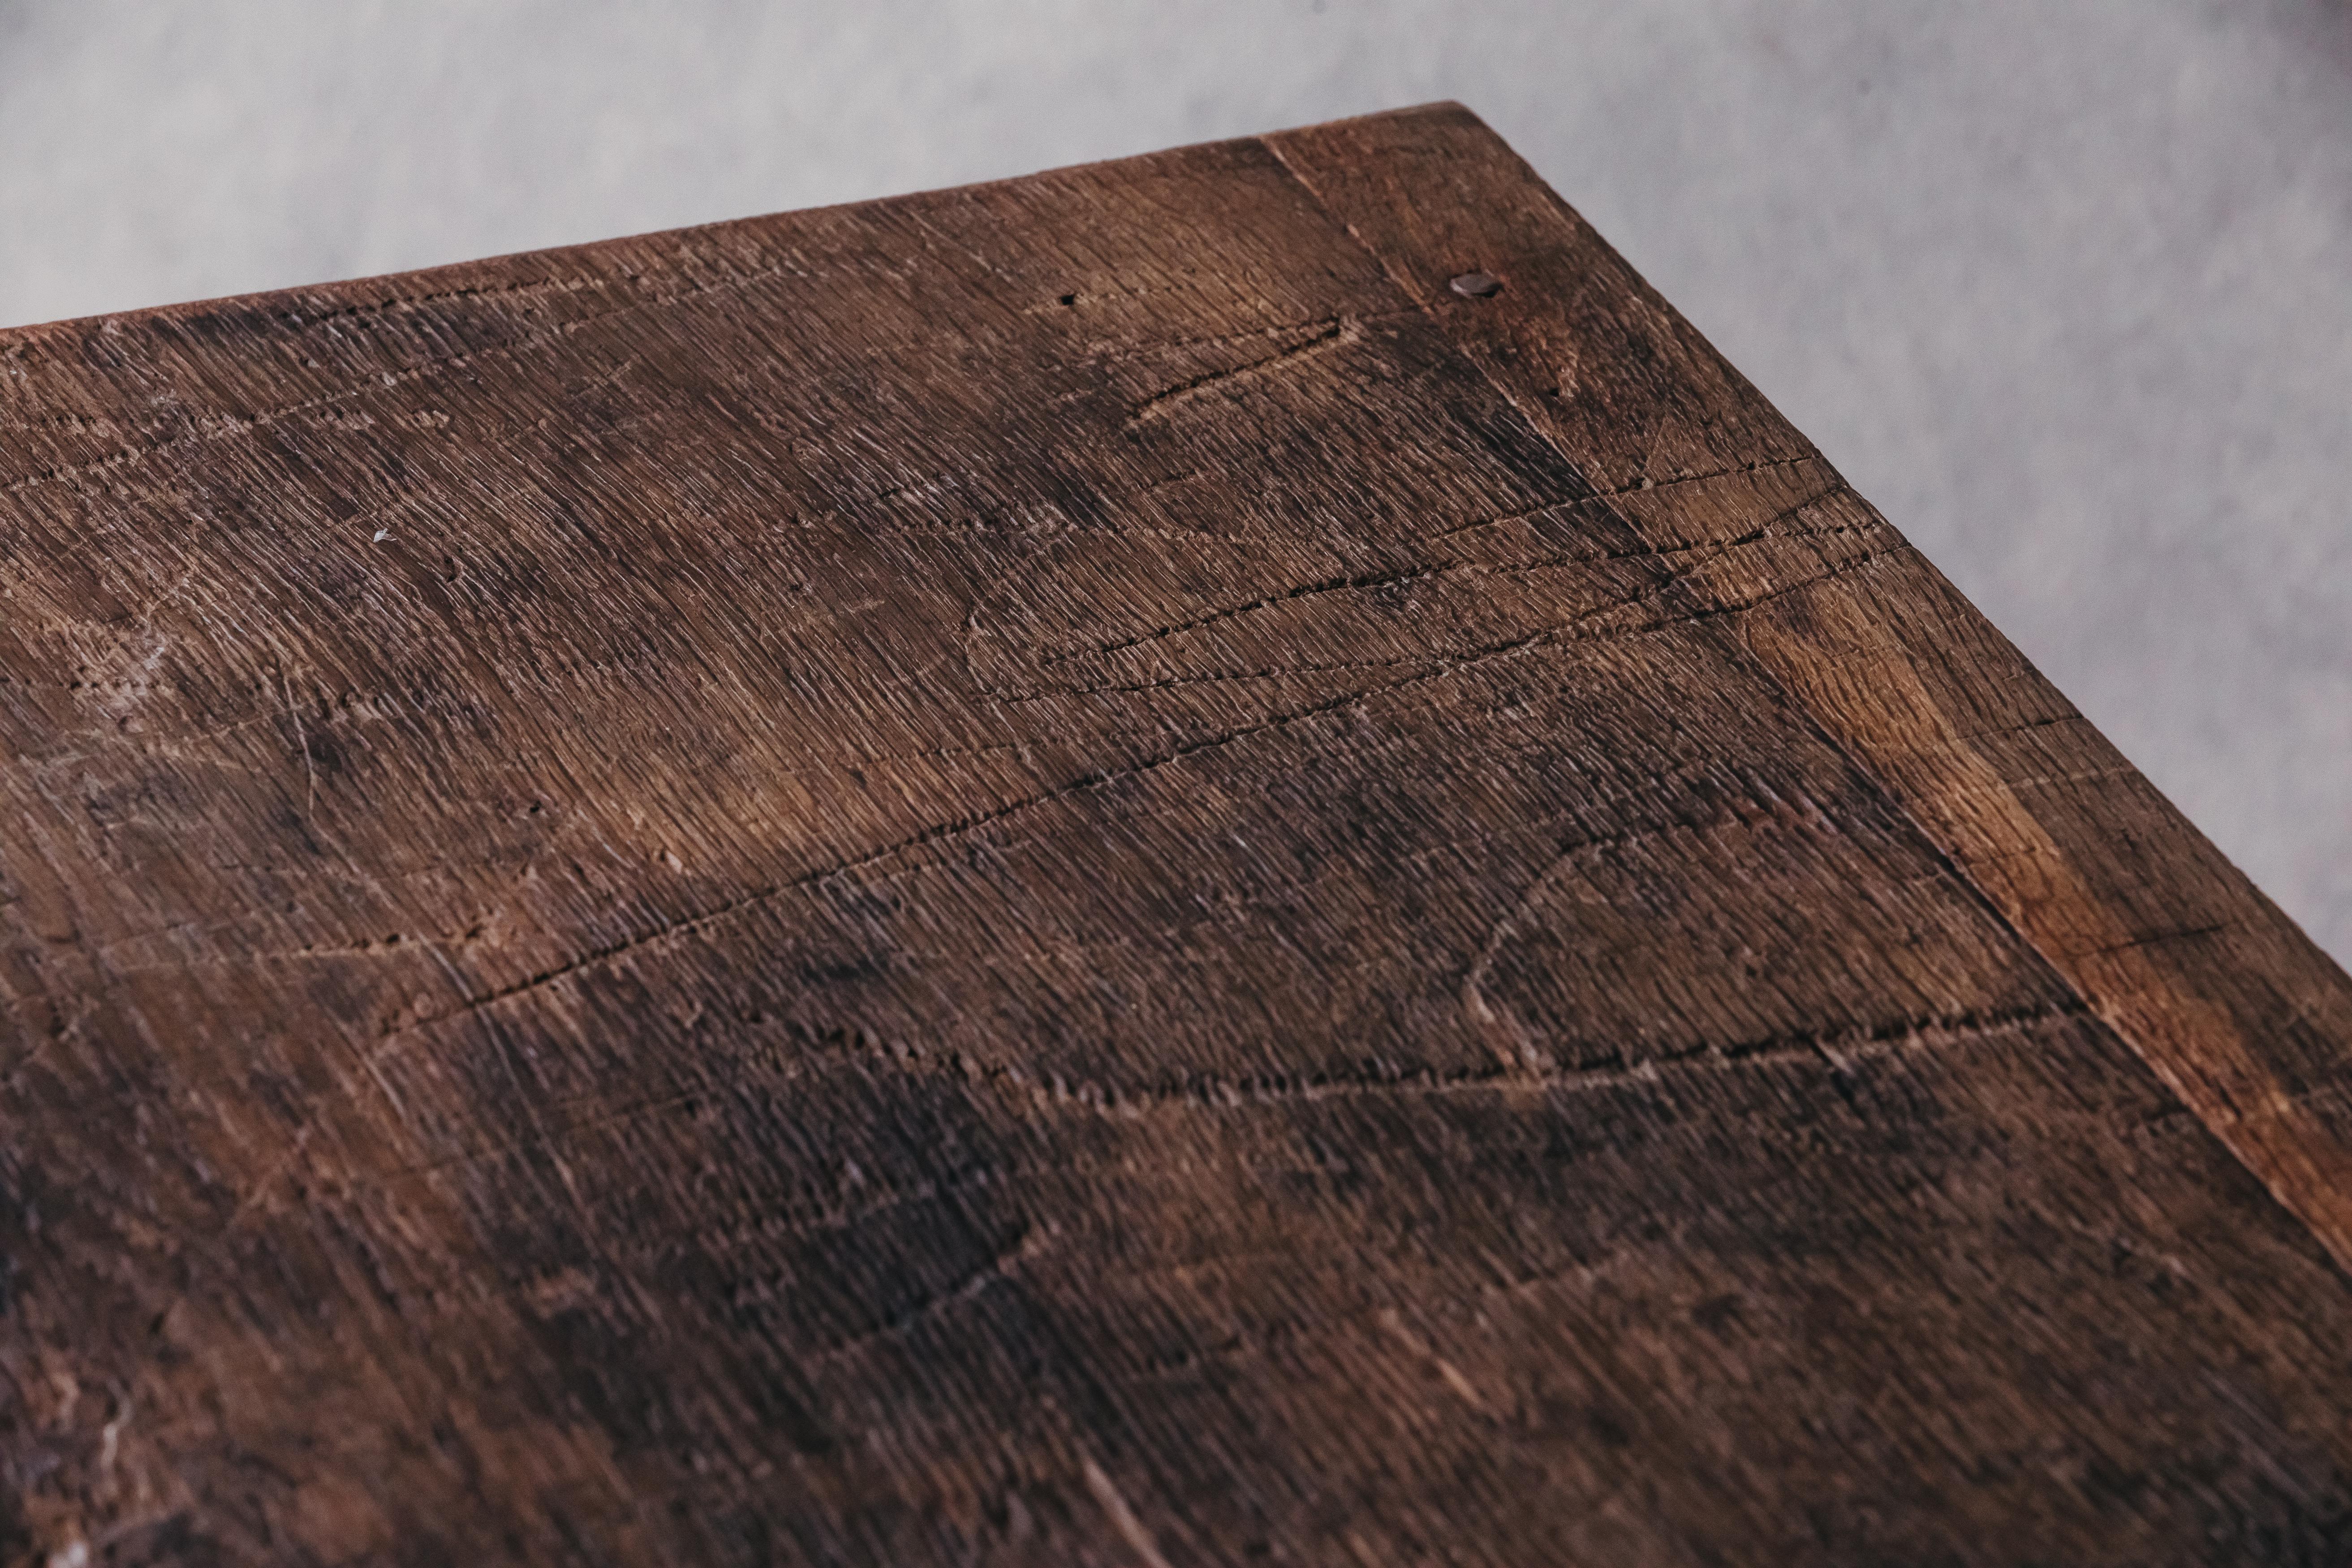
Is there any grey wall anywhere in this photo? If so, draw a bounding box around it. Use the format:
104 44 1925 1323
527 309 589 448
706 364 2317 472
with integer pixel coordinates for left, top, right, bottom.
4 1 2348 963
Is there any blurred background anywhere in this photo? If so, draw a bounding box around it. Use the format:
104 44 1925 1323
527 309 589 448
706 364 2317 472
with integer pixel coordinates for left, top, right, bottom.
2 0 2347 963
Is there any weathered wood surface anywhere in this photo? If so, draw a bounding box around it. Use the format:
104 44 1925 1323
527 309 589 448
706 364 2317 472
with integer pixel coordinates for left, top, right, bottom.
4 103 2351 1566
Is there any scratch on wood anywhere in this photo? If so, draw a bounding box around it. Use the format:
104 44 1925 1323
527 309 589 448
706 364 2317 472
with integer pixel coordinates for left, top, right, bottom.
371 628 1582 1051
1039 557 1561 667
1082 1456 1177 1568
279 662 315 814
1378 1307 1490 1413
817 1225 1048 1361
1125 316 1357 425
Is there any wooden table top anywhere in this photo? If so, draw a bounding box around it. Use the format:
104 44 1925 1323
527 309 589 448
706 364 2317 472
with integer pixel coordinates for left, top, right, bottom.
5 103 2351 1566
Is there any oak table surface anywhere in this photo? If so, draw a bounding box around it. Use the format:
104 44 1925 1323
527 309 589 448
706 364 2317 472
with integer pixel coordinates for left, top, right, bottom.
5 104 2352 1567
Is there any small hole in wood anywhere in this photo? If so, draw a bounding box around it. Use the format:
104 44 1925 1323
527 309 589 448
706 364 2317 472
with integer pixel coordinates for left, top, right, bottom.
1058 293 1078 307
1449 271 1503 299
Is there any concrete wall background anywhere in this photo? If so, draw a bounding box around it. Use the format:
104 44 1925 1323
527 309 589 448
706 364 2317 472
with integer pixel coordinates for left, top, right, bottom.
4 1 2348 963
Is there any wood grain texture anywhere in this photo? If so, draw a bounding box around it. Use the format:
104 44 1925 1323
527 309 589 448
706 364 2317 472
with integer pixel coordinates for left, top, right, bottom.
1267 103 2352 1282
3 103 2350 1566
